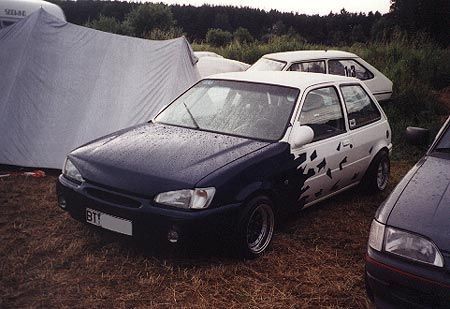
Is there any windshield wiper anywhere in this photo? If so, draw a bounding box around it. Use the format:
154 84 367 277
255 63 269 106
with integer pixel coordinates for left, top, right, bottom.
183 102 200 130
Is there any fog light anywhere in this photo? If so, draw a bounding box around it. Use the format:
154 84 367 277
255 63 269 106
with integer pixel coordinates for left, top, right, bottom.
58 195 67 209
167 229 179 243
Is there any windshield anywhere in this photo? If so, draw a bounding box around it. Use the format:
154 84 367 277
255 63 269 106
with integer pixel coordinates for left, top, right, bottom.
154 79 299 141
434 122 450 153
248 58 286 71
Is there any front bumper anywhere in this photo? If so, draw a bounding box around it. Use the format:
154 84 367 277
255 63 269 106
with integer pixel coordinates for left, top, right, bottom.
56 175 242 243
365 248 450 308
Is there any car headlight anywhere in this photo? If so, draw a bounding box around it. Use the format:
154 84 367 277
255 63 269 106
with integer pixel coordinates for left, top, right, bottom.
154 187 215 209
368 220 444 267
63 158 84 183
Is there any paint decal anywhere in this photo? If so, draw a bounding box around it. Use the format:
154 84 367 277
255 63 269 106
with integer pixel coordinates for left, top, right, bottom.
326 168 332 179
317 158 326 172
339 156 347 170
310 150 317 161
315 189 323 197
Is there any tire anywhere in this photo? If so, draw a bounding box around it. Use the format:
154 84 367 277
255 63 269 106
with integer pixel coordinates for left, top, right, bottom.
236 196 275 259
361 150 390 193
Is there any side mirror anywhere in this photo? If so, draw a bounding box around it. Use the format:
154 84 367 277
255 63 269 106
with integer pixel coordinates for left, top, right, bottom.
405 126 430 146
291 124 314 148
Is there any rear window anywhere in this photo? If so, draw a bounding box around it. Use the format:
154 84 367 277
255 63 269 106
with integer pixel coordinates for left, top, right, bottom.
329 59 374 80
288 61 326 74
340 85 381 129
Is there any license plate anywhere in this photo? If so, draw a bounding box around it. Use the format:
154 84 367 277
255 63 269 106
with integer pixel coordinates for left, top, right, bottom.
86 208 132 236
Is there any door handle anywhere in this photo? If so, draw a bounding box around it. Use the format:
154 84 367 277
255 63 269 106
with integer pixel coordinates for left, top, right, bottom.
342 140 353 148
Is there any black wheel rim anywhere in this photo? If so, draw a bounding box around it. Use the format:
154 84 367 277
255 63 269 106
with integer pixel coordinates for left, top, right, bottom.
246 203 274 254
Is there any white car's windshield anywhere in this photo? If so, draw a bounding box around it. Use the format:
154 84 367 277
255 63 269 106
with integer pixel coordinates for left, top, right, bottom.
155 79 299 141
248 58 286 71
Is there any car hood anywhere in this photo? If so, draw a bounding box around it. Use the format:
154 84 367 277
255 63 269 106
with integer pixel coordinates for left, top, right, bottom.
387 154 450 251
69 122 270 196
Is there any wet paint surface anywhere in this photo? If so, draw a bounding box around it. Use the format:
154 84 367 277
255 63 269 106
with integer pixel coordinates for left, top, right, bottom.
67 122 359 211
386 155 450 251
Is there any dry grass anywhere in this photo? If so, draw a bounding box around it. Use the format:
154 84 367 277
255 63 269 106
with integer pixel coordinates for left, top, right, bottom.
0 162 412 308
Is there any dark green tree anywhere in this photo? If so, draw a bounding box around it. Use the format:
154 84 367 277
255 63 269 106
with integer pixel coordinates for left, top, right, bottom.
125 3 176 37
84 15 131 35
206 28 232 46
390 0 449 45
233 27 254 44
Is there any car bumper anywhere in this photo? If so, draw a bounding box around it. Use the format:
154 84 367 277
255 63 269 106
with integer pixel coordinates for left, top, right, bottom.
365 248 450 308
56 175 242 243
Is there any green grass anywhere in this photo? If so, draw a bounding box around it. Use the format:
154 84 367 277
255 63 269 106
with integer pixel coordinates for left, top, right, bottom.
193 35 450 161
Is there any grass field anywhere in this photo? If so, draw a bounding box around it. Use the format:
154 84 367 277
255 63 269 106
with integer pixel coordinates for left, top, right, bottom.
0 162 412 308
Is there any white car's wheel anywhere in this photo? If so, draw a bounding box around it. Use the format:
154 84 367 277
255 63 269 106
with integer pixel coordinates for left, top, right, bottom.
362 150 390 193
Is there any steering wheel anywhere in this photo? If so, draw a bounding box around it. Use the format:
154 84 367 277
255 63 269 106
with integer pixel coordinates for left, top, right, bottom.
255 118 277 132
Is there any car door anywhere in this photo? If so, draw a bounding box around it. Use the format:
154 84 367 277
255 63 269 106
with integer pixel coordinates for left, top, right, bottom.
338 83 387 183
289 84 353 208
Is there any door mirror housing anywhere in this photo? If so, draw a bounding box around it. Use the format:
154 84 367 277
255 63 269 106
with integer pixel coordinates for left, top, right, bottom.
405 126 429 147
291 124 314 148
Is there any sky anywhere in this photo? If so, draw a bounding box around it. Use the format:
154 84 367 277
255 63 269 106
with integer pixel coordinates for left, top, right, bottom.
152 0 391 15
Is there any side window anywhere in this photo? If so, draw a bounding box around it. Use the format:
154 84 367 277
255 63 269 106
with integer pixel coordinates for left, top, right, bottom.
288 61 325 73
328 59 374 80
340 85 381 129
298 87 346 142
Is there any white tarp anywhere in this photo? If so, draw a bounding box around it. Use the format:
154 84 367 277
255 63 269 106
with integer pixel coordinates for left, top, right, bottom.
196 56 250 78
0 9 199 169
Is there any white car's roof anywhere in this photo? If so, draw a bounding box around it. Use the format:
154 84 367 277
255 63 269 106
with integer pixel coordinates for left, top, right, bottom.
263 50 358 63
207 71 359 89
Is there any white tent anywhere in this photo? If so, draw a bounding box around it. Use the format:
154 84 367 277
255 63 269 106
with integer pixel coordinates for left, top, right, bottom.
0 9 199 169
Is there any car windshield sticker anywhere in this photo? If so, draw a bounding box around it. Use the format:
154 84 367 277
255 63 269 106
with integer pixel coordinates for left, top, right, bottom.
339 156 348 170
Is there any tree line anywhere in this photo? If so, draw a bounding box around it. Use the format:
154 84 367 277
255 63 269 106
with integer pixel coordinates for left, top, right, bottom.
49 0 448 46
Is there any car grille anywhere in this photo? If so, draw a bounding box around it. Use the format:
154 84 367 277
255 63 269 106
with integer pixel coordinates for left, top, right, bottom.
85 188 142 209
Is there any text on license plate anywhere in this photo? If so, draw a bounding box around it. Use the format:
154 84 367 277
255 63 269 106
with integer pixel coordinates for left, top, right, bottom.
86 208 132 236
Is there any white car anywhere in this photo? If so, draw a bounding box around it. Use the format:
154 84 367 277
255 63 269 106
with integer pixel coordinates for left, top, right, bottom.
248 50 393 102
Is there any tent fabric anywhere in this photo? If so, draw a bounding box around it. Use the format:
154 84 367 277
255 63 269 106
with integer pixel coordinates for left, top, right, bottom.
196 56 250 78
0 9 200 169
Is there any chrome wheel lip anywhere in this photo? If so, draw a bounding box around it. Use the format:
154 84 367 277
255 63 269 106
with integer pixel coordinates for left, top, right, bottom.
246 204 274 254
376 159 389 190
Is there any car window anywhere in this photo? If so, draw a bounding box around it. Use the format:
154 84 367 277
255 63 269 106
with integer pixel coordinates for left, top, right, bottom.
155 79 299 141
298 87 346 142
288 61 326 73
328 59 374 80
248 58 286 71
340 85 381 129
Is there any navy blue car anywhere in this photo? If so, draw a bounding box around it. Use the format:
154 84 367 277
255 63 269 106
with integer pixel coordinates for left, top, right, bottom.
57 71 392 258
366 116 450 307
